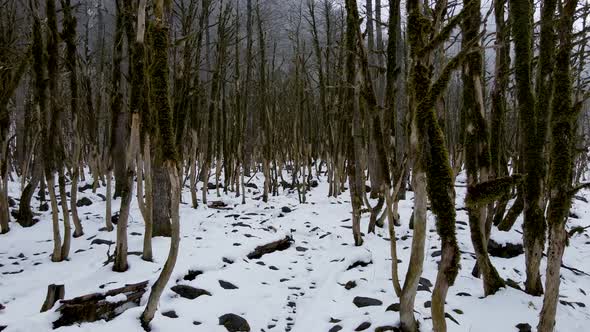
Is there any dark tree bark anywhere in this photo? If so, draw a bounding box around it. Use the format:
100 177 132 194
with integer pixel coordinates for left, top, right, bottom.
538 0 578 328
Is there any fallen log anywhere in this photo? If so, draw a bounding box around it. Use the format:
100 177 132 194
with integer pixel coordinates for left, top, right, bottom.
247 235 293 259
208 200 232 210
52 281 148 329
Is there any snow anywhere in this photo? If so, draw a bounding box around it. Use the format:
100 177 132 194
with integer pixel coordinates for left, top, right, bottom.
1 170 589 331
105 294 127 303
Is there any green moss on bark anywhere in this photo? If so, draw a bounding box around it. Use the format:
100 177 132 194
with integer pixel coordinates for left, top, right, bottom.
149 21 177 163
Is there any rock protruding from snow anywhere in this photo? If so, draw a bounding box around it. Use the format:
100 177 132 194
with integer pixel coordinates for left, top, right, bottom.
355 321 371 331
183 270 203 281
353 296 382 308
219 280 239 289
162 310 178 318
516 323 532 332
386 303 400 312
170 285 211 300
488 239 524 258
218 313 251 331
329 325 343 332
76 197 93 207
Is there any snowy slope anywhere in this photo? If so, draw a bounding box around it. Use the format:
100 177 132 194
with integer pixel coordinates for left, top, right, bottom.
0 172 589 332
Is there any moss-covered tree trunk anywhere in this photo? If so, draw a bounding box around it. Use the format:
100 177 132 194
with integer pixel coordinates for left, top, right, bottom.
2 1 31 231
140 0 181 326
406 0 462 329
62 0 84 238
344 0 364 247
45 0 67 263
461 0 505 295
538 0 578 328
510 0 556 296
489 0 511 231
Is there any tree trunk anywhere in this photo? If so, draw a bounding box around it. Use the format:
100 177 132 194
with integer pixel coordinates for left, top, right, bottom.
142 138 153 261
105 170 114 231
47 175 62 262
400 170 426 332
140 7 180 325
538 0 578 328
58 169 71 260
151 161 171 237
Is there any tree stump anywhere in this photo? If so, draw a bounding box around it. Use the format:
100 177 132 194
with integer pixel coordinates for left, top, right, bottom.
41 284 65 312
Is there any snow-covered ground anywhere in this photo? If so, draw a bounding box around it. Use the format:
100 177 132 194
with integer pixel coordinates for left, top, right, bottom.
1 172 589 332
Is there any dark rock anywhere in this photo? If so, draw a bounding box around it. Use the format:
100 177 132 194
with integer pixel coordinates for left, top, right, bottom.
375 326 400 332
269 265 279 270
386 303 400 312
417 284 431 292
76 197 93 207
453 309 464 314
488 239 524 258
424 301 431 308
207 183 221 190
329 318 341 323
445 313 460 325
355 322 371 331
353 296 382 308
183 270 203 281
96 193 106 201
574 195 588 203
219 280 239 289
218 313 251 332
310 180 319 188
162 310 178 318
431 250 442 257
245 183 258 189
347 260 372 270
456 292 471 297
8 198 16 208
130 232 141 236
78 184 93 192
569 211 580 219
515 323 532 332
295 246 308 252
193 321 202 325
39 203 49 211
344 280 357 290
111 212 119 225
419 277 433 288
0 325 6 332
329 325 343 332
223 257 234 264
281 206 292 213
170 285 211 299
90 239 114 246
